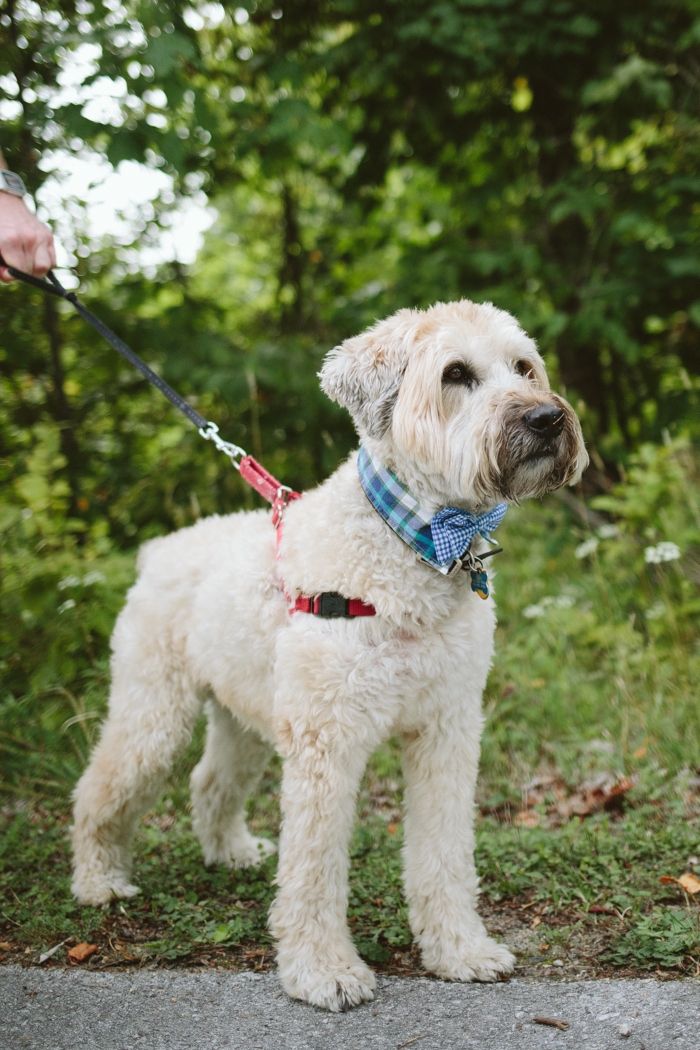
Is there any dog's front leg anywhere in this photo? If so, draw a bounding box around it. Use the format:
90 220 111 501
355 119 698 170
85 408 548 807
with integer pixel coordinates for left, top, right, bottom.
270 736 377 1011
270 682 380 1012
402 715 516 982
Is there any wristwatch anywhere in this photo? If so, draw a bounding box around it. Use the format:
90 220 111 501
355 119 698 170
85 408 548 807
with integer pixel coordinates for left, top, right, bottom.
0 170 26 197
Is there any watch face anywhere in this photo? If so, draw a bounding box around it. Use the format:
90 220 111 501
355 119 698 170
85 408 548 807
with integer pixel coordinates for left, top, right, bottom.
1 171 25 196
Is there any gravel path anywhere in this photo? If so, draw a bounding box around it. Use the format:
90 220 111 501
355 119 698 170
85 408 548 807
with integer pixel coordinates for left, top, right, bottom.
2 967 698 1050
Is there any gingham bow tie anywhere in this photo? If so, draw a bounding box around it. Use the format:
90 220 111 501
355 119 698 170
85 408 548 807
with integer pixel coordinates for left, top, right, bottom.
431 504 507 566
357 446 507 575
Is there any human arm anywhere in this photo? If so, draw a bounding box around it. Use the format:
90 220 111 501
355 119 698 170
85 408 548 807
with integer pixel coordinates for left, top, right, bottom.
0 151 56 282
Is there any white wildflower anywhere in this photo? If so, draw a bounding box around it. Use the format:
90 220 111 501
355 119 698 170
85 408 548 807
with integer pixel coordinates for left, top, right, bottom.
82 571 106 586
597 523 619 539
58 598 76 614
575 537 599 559
644 542 681 564
523 594 575 618
58 575 81 590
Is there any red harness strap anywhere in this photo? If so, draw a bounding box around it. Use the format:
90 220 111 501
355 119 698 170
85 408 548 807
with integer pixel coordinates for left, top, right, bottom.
238 455 302 526
293 594 376 617
238 455 376 618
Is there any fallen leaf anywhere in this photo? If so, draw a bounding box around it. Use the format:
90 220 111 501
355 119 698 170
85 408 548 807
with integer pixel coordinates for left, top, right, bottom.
533 1017 570 1032
589 905 617 916
514 809 540 828
539 943 551 951
0 942 12 951
552 775 635 822
659 875 677 885
67 942 99 963
633 745 647 759
678 873 700 895
531 916 542 929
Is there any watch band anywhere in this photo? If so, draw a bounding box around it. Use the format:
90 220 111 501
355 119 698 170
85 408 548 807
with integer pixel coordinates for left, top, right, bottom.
0 170 26 197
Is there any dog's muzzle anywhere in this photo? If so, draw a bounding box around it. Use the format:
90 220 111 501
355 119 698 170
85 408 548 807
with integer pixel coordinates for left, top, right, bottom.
493 392 584 500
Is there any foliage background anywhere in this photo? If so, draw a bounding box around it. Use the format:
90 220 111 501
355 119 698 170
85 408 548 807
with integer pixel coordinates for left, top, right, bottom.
1 0 700 978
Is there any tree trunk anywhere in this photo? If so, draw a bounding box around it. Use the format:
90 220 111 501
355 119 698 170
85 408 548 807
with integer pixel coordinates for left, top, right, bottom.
279 183 304 334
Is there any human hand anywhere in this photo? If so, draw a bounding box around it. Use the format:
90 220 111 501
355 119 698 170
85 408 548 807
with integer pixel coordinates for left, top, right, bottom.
0 192 56 282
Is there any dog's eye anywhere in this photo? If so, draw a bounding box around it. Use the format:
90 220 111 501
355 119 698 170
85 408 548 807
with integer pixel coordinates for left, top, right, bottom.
515 359 534 378
443 363 477 386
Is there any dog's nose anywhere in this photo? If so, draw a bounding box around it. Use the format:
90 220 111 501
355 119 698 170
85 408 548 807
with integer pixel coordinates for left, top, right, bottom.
524 403 565 438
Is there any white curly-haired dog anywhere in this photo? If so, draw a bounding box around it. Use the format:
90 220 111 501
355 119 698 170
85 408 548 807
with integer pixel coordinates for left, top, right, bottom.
71 299 587 1011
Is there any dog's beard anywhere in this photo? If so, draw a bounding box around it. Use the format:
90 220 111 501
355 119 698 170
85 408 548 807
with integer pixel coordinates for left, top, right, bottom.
491 394 587 503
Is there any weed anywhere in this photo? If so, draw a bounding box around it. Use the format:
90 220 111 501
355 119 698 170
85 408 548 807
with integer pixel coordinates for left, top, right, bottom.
604 907 700 970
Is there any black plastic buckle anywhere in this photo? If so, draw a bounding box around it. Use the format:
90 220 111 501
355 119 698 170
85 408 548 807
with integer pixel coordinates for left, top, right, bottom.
315 592 350 618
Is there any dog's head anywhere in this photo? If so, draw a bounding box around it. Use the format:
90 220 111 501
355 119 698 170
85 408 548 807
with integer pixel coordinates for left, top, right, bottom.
320 300 588 508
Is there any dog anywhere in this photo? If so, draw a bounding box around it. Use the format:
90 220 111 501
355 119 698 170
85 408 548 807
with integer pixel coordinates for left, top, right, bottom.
71 299 587 1011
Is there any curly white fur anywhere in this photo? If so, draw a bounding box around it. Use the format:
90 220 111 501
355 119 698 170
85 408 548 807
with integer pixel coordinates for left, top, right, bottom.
71 300 587 1011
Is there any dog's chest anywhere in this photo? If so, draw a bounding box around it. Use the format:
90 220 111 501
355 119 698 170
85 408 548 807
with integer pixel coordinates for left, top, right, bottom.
278 600 496 738
392 605 497 727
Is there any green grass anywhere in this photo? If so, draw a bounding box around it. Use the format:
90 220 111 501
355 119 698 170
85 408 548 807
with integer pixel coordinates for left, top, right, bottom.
1 439 700 975
1 762 699 974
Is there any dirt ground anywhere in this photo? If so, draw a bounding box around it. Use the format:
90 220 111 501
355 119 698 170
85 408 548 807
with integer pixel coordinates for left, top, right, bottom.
1 893 692 982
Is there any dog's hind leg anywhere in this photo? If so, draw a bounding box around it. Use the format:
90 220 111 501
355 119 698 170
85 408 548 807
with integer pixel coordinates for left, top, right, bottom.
71 663 200 907
190 698 275 868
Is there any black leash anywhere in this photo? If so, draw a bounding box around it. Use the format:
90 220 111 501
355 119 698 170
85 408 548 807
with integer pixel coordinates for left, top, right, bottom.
0 258 245 461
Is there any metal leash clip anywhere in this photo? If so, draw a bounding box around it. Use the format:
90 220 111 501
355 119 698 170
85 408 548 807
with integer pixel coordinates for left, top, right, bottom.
198 421 246 468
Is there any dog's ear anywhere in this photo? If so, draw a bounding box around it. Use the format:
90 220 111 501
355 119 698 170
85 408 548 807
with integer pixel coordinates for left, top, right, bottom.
319 330 405 438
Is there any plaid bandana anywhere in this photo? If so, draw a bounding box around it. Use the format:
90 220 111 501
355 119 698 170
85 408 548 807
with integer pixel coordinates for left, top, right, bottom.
357 446 507 575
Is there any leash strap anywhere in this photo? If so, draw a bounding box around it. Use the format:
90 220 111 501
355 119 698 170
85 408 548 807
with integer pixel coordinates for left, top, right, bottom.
2 258 374 617
0 260 287 486
1 260 211 432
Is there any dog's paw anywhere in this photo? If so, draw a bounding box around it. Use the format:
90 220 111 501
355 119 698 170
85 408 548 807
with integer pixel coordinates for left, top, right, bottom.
281 960 376 1012
232 834 277 868
203 832 276 869
425 937 516 983
71 871 140 907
